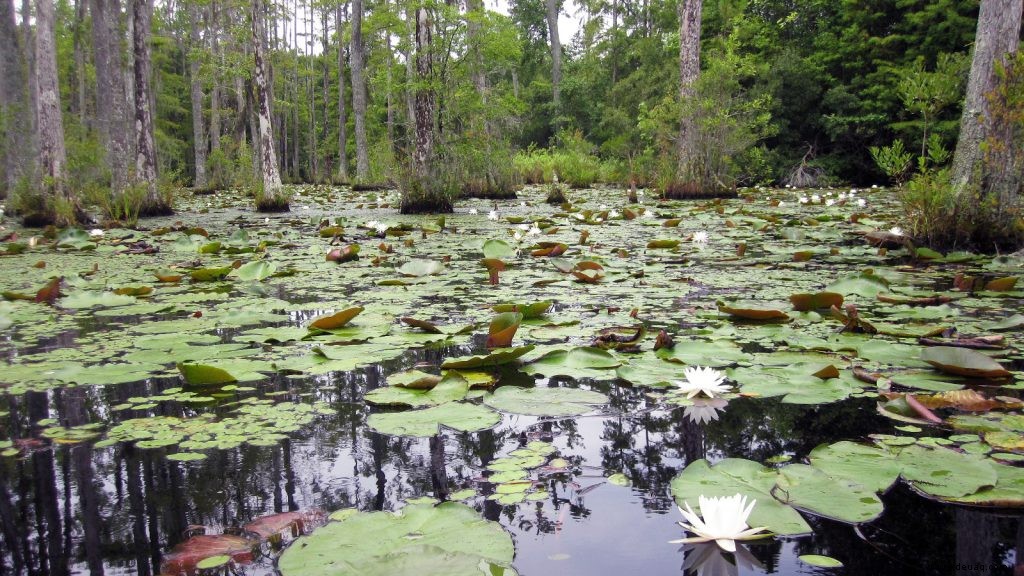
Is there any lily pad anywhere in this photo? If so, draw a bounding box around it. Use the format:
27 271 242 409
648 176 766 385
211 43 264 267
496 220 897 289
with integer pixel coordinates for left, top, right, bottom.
278 502 516 576
442 346 535 370
521 347 621 379
368 402 501 437
920 347 1011 379
483 386 608 417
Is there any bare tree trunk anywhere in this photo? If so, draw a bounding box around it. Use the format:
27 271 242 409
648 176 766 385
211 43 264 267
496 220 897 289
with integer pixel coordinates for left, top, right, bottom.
72 0 88 126
0 0 32 194
35 0 77 225
951 0 1023 193
90 0 131 193
188 4 207 190
545 0 561 123
335 4 348 182
251 0 286 211
676 0 702 181
208 2 221 154
404 11 416 140
350 0 370 180
132 0 167 215
413 6 433 179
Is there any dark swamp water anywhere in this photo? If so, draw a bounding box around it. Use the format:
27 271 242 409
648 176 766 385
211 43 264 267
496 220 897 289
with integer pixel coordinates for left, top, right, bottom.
0 185 1022 575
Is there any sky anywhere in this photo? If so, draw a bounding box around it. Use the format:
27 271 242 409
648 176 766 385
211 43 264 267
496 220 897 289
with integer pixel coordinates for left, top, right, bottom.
487 0 585 42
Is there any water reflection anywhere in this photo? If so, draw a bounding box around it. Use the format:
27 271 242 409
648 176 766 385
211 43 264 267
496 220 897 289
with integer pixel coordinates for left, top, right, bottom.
681 542 764 576
0 370 1022 575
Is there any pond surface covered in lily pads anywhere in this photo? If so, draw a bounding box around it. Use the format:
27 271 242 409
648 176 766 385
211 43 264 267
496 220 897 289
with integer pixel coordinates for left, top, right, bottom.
0 184 1023 575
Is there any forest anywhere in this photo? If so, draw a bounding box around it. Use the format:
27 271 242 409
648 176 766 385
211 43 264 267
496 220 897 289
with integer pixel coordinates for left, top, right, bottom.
1 1 1024 576
0 0 1021 246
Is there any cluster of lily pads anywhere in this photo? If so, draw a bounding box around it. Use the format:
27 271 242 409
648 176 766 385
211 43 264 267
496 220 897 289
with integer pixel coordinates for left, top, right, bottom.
0 181 1022 572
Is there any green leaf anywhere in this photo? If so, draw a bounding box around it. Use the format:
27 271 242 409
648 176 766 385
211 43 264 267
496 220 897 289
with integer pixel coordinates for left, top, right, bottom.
177 363 238 386
671 459 812 536
521 347 621 379
920 346 1011 379
279 502 516 576
231 260 277 281
482 239 515 259
483 386 608 417
367 402 501 437
799 555 843 568
396 259 445 277
441 346 535 370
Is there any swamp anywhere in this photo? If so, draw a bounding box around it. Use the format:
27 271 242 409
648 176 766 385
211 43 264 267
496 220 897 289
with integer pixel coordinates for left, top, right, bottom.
1 0 1024 574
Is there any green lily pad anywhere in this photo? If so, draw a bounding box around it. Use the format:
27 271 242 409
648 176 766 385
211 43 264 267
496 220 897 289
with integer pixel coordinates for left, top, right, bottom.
920 347 1011 379
671 458 812 535
441 346 535 370
483 386 608 417
397 259 445 277
177 363 238 386
799 555 843 568
368 402 501 437
278 502 516 576
521 347 621 379
231 260 277 281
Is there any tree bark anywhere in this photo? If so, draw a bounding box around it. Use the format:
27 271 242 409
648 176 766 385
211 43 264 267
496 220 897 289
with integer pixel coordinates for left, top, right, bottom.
545 0 561 120
351 0 370 180
89 0 131 193
35 0 76 225
71 0 88 126
251 0 286 210
0 0 31 194
335 4 348 182
413 6 433 179
188 2 208 190
132 0 167 215
208 2 221 154
676 0 702 180
950 0 1023 193
466 0 486 99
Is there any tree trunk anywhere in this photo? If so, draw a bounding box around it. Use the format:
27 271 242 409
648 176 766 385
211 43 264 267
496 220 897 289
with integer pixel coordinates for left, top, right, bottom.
72 0 88 126
251 0 286 211
90 0 131 193
676 0 702 182
400 5 450 214
34 0 77 225
208 2 221 154
950 0 1023 193
0 0 31 195
132 0 167 215
467 0 486 99
188 3 208 190
413 6 433 178
545 0 561 122
351 0 370 180
404 11 416 140
335 4 348 182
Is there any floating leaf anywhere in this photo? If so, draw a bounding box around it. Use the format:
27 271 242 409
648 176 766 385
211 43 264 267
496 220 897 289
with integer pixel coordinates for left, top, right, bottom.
308 306 364 332
177 363 238 386
483 386 608 417
397 259 445 277
232 260 277 281
277 503 516 576
790 292 843 311
482 239 515 259
441 346 535 370
189 266 233 282
368 402 501 437
799 555 843 568
920 347 1011 379
717 300 789 321
521 347 621 379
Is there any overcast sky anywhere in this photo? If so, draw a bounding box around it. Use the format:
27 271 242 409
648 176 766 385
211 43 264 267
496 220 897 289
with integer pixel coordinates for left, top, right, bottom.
487 0 585 42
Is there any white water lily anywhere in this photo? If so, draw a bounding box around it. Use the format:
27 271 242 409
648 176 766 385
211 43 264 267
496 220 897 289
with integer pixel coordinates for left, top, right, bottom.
528 225 542 236
669 494 770 552
469 208 479 215
88 229 104 238
488 210 499 221
777 201 785 208
798 196 808 204
609 210 620 218
513 231 523 242
374 222 389 235
692 231 709 244
518 223 531 231
857 198 867 208
889 226 904 236
674 366 730 398
825 199 835 207
811 194 821 203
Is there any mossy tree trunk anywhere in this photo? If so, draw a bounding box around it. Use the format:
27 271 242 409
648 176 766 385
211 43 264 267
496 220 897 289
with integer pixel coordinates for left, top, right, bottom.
187 2 208 191
672 0 702 197
0 0 32 196
33 0 81 226
89 0 131 194
251 0 287 212
400 4 451 214
351 0 370 181
335 3 349 183
133 0 171 216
